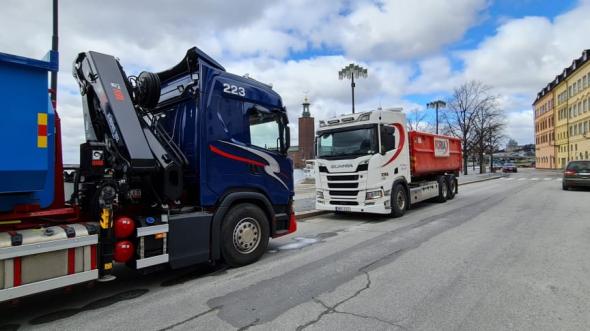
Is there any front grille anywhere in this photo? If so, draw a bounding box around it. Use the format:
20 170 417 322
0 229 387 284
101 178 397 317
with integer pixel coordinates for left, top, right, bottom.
330 201 359 206
328 182 358 189
329 190 358 196
327 175 358 181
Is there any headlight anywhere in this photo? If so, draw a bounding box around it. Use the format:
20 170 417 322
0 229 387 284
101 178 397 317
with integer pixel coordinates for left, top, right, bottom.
365 190 383 200
316 191 324 199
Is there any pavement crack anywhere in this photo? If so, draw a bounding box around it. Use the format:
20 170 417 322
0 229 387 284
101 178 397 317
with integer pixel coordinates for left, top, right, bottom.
157 307 219 331
237 318 260 331
332 310 407 330
296 272 372 330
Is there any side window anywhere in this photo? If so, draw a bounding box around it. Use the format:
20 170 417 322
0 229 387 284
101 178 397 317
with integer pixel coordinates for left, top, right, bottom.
248 106 281 152
380 125 396 152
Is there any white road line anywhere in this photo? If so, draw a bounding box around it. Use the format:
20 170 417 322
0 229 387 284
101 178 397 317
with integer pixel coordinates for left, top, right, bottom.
499 177 507 180
544 178 552 181
518 178 526 181
555 178 561 181
531 178 539 181
505 178 515 181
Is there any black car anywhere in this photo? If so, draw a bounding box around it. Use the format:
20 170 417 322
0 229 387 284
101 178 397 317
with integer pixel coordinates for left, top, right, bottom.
502 162 517 173
562 160 590 190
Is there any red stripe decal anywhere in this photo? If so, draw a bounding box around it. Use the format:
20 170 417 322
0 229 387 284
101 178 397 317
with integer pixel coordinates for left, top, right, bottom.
382 123 406 167
210 145 266 167
90 245 97 270
68 248 76 274
13 257 22 287
38 124 47 136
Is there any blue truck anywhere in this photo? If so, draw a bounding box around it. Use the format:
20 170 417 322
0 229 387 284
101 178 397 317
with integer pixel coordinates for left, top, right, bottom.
0 43 295 301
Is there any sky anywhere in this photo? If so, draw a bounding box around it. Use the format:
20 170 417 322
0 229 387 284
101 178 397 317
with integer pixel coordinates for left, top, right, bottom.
1 0 589 163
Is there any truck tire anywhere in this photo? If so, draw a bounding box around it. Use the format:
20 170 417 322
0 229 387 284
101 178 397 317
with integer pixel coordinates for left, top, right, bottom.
391 183 407 218
446 175 456 200
221 203 270 267
436 176 448 203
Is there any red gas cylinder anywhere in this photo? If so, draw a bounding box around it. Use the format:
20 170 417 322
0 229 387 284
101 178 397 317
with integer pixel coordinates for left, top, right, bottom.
113 240 135 263
114 216 135 239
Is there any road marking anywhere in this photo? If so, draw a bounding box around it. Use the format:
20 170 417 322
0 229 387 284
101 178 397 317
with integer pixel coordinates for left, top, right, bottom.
518 178 526 181
505 178 515 181
544 177 552 181
531 178 539 181
555 178 561 181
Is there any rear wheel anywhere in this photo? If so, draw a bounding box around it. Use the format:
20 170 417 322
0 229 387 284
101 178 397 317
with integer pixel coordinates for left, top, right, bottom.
436 176 448 203
446 175 456 200
221 203 270 267
391 183 407 218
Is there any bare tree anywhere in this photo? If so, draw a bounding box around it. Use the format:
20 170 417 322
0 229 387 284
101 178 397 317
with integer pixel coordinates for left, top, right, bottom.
406 108 434 132
471 100 505 173
441 81 503 175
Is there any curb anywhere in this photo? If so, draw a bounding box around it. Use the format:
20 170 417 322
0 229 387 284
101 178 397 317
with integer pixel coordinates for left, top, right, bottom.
295 174 507 221
458 174 507 186
295 209 330 220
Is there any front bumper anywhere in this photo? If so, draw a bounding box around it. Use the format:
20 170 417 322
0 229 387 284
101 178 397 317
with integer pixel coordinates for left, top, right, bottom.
316 197 391 215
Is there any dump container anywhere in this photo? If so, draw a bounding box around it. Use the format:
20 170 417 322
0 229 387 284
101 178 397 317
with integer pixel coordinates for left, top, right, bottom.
0 51 58 211
409 131 462 177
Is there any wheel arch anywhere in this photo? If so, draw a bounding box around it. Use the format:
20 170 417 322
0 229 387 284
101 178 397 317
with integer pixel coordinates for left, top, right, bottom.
210 190 275 261
392 177 410 209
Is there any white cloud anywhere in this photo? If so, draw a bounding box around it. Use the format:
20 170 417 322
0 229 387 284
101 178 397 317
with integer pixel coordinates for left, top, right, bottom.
504 110 534 145
460 1 590 94
4 0 588 158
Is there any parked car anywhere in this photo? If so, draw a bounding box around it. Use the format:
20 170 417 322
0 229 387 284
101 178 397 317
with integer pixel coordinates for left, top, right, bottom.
562 160 590 190
502 162 517 173
492 162 503 171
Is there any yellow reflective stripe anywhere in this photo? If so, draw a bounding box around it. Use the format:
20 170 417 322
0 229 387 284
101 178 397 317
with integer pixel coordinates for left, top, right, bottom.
38 113 48 125
37 136 47 148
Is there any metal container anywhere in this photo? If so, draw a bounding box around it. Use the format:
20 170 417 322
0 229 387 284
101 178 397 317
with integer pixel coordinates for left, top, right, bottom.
409 131 462 177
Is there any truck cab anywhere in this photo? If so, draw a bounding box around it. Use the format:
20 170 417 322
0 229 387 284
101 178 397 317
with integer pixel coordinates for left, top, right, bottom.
315 109 409 215
315 108 461 217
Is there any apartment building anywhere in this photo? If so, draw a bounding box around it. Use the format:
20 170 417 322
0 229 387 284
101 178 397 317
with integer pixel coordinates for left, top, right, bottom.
534 49 590 169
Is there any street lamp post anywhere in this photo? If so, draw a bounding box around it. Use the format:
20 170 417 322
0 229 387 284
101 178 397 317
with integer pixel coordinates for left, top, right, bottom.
426 100 446 134
339 63 367 114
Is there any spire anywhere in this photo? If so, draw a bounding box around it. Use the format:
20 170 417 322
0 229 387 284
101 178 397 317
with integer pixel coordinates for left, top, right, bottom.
302 96 311 118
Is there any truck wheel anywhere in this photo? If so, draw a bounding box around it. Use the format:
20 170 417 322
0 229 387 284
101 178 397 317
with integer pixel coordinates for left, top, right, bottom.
436 176 448 203
391 183 407 218
221 203 270 267
446 175 456 200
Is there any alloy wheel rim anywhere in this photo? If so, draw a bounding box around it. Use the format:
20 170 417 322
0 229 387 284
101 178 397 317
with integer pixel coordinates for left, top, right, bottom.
233 217 261 254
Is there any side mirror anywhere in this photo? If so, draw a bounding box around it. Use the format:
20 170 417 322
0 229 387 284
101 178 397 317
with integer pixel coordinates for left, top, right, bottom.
282 125 290 155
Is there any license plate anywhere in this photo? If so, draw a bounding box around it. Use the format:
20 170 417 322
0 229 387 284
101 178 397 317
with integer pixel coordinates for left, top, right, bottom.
335 206 351 212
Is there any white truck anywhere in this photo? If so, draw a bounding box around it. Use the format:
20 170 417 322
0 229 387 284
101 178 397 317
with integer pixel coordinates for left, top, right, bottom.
315 108 462 217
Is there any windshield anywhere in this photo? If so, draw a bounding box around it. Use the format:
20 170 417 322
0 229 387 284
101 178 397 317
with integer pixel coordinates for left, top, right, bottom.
317 126 377 158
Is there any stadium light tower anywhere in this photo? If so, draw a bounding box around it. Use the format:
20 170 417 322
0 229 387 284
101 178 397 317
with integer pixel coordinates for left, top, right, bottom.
339 63 368 114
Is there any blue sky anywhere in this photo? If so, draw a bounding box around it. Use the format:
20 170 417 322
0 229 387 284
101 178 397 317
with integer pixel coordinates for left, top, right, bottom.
1 0 589 162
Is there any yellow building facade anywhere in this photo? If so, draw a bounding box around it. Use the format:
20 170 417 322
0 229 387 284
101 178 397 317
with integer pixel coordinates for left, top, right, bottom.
534 49 590 169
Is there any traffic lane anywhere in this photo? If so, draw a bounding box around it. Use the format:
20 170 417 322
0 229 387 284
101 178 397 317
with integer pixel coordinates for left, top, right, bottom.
310 176 590 330
0 178 552 330
1 177 517 330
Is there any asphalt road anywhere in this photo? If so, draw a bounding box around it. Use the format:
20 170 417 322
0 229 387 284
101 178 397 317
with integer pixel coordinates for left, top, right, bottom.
3 168 590 330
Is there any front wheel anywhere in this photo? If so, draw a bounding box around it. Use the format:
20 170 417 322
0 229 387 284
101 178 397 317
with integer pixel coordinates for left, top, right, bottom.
391 183 407 218
221 203 270 267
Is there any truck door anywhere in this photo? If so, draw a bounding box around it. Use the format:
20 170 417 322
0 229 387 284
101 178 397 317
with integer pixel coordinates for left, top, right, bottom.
245 104 292 204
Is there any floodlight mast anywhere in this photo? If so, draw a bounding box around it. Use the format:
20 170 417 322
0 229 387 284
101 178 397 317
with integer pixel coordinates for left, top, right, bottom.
339 63 367 114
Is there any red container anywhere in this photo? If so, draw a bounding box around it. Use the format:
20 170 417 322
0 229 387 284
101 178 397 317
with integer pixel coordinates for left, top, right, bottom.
409 131 462 177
